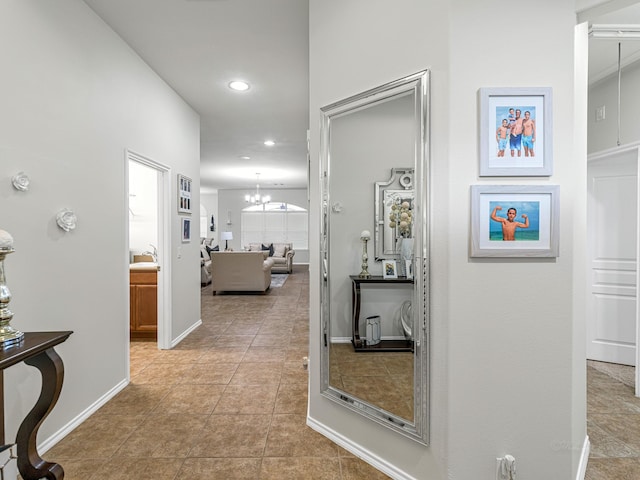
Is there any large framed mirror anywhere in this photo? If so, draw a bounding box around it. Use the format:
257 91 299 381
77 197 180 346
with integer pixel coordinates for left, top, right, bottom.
319 70 430 444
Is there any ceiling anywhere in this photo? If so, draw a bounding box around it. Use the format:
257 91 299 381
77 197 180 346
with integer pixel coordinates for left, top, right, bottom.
82 1 640 193
83 0 309 194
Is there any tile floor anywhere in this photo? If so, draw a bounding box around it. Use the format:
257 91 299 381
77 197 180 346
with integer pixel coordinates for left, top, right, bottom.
586 360 640 479
329 343 414 421
45 265 390 479
43 264 637 479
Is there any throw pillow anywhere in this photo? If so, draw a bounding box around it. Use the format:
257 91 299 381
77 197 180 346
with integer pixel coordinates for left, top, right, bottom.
262 243 274 256
249 243 262 252
273 243 286 258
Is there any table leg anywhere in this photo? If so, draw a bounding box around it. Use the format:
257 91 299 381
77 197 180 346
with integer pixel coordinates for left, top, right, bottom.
16 347 64 480
352 281 363 348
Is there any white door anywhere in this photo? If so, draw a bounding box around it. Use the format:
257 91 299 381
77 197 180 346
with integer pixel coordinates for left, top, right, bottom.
587 148 639 366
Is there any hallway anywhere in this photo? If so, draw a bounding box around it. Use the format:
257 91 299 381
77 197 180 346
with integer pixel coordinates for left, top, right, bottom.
45 265 389 479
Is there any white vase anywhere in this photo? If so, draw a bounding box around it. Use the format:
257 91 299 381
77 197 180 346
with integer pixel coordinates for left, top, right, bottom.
396 237 413 278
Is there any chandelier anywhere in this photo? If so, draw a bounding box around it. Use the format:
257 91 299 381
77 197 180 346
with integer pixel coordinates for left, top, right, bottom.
244 173 271 205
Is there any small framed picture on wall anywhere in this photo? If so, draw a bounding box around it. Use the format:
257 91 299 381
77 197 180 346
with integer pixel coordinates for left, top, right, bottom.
470 184 559 258
479 87 553 176
182 217 191 243
178 174 192 214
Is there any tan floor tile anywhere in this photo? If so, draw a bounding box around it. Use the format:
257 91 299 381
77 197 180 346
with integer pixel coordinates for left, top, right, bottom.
264 414 339 457
51 458 108 480
586 457 640 480
176 458 261 479
340 457 392 479
189 414 271 457
94 384 171 416
260 457 341 480
131 363 194 385
177 363 239 384
214 384 278 414
242 346 287 363
223 323 261 335
251 334 290 347
47 414 145 459
230 362 283 385
281 360 310 384
275 383 308 414
212 335 255 347
154 384 226 414
87 457 184 480
198 347 247 363
114 414 208 457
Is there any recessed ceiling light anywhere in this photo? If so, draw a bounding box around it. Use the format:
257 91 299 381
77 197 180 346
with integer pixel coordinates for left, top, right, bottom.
239 156 251 160
264 140 275 146
228 80 250 91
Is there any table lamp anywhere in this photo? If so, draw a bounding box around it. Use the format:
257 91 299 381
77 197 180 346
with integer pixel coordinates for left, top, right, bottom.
221 231 233 251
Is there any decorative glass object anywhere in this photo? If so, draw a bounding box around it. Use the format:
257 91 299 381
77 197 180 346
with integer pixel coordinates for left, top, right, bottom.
0 230 24 347
11 172 30 191
56 209 77 232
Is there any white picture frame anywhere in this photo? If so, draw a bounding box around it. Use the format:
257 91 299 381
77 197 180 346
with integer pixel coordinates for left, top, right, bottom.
479 87 553 176
181 217 191 243
178 174 192 214
382 259 398 279
470 185 559 257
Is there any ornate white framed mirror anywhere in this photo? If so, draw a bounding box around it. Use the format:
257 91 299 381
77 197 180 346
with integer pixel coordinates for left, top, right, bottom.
319 70 430 444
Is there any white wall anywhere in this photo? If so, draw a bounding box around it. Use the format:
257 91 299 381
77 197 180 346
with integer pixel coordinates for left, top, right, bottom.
588 61 640 153
200 191 219 245
0 0 200 448
309 1 586 479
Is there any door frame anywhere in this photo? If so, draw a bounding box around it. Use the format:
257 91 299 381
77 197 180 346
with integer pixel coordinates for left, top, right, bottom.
126 150 172 354
587 141 640 395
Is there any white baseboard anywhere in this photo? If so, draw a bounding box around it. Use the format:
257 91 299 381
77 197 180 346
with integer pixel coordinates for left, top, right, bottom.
306 415 416 480
38 378 129 454
174 319 203 347
577 435 590 480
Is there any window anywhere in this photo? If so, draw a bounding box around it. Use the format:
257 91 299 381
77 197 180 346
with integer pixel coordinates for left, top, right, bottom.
241 202 308 249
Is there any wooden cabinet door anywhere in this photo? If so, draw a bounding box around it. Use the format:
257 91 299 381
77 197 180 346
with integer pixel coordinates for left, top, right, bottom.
135 285 157 332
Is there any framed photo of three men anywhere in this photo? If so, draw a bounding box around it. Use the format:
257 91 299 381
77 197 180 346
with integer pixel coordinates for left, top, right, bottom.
479 87 552 176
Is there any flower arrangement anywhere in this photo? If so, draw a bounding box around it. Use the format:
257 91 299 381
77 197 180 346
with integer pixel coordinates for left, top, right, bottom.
389 199 413 238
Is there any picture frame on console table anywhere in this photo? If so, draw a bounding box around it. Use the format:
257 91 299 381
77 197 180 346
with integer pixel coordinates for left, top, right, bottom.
382 259 398 279
178 174 192 214
479 87 552 176
470 184 559 258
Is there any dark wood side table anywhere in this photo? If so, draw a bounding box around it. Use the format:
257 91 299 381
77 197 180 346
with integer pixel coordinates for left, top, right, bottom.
349 275 413 352
0 331 72 480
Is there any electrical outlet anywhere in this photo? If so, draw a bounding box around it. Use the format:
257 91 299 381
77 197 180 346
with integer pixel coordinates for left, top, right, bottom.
596 105 606 122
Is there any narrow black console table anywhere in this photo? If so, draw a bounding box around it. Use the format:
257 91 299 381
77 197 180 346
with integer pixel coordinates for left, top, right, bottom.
0 331 72 480
349 275 413 352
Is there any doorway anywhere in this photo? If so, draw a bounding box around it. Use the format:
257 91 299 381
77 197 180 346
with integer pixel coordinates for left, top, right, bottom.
127 150 172 355
586 145 640 391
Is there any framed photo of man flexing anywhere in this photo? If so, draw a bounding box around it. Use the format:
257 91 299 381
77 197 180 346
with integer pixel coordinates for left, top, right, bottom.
479 87 553 177
470 185 559 257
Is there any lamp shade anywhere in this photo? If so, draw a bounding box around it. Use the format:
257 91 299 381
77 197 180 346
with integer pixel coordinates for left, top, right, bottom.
220 231 233 241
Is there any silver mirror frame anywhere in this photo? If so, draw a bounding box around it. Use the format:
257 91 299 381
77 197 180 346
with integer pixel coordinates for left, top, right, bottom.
319 70 430 444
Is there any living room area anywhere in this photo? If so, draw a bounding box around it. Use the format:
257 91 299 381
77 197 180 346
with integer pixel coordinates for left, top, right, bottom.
199 186 309 293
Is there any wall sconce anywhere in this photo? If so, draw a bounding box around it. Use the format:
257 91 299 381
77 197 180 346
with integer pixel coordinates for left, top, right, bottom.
11 172 30 191
226 210 232 226
56 209 77 232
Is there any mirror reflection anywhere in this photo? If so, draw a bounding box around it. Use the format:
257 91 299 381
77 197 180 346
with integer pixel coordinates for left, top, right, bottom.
320 71 429 444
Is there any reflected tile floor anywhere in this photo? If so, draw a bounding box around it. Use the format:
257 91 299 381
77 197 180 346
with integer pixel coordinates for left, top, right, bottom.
46 265 390 480
586 360 640 479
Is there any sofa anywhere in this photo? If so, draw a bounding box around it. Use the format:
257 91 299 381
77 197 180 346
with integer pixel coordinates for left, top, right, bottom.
246 242 295 273
200 245 212 286
210 251 274 294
